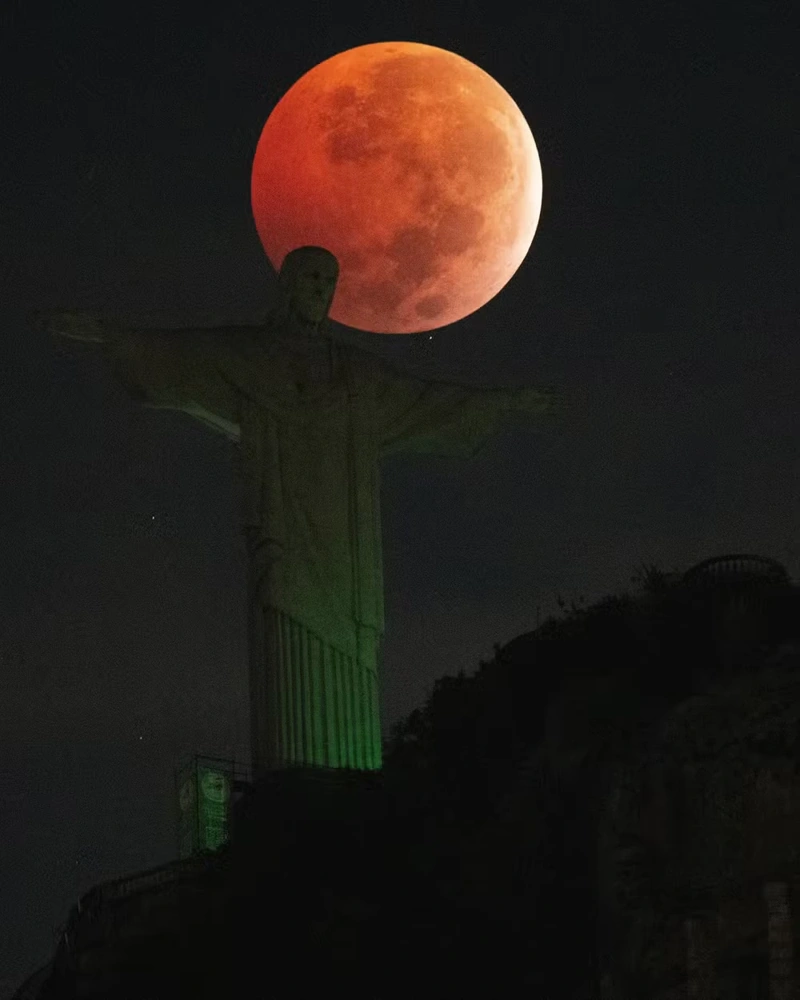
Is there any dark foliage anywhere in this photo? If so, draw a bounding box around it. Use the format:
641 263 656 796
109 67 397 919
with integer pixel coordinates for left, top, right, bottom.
42 566 800 998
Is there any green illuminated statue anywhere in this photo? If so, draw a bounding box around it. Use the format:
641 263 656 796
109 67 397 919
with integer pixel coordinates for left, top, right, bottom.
40 247 558 775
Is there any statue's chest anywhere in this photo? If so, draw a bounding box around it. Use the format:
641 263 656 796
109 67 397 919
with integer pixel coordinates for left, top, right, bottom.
286 359 328 391
282 339 335 389
232 336 367 430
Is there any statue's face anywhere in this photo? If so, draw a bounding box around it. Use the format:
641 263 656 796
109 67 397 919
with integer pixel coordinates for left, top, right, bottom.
288 252 339 325
200 770 229 803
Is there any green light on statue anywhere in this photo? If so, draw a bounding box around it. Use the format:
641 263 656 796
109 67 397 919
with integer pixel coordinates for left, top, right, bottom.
198 767 230 852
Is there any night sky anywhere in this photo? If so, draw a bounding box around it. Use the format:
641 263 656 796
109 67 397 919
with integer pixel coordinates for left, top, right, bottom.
2 0 797 989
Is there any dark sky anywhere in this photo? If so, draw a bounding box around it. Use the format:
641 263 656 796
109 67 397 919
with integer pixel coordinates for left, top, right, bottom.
1 0 797 989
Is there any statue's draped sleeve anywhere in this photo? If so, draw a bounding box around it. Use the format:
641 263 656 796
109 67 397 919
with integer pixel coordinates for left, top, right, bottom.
372 360 555 458
103 327 244 438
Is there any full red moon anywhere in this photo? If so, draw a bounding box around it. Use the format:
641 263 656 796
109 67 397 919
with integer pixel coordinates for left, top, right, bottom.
251 42 542 334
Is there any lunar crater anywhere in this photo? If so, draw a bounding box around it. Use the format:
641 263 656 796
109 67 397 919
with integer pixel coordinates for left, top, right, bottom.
415 294 448 318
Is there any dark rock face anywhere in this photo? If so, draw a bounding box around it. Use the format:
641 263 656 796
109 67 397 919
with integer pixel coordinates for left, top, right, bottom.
28 560 800 1000
596 643 800 997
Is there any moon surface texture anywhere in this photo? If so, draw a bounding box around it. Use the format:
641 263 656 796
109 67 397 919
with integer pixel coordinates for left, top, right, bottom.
251 42 542 334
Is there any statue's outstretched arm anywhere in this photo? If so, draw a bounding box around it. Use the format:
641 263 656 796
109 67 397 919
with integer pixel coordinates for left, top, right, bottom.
31 310 251 343
365 349 563 417
33 310 241 436
31 310 113 344
376 359 564 458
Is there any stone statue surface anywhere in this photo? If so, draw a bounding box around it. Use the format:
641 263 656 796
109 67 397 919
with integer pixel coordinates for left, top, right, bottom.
38 246 559 774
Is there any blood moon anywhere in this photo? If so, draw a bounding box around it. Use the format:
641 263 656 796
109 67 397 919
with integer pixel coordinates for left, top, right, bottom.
251 42 542 334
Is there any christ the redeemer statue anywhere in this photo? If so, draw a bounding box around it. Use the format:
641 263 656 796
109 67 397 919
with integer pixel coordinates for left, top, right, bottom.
40 247 558 776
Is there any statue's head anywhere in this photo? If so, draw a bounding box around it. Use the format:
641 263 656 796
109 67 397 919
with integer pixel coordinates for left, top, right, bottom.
278 246 339 329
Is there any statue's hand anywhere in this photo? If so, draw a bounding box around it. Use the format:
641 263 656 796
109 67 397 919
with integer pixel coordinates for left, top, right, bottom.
31 310 106 343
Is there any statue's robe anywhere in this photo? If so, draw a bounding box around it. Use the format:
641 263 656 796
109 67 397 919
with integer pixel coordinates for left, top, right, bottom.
106 320 551 774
